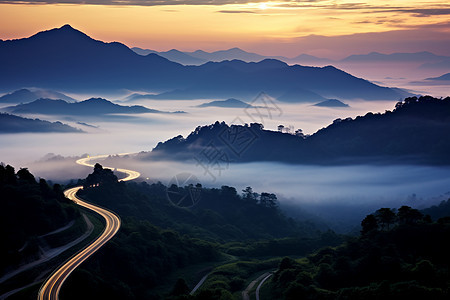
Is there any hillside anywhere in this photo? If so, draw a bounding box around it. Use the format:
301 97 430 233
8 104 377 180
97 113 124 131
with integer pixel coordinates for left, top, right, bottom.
314 99 349 107
197 98 252 108
132 47 207 65
0 89 76 104
57 164 333 299
184 205 450 300
148 96 450 165
0 113 82 133
0 25 408 101
3 98 165 116
0 165 80 276
263 208 450 300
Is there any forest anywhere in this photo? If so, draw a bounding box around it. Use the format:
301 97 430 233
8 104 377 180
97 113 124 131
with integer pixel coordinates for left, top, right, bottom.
1 164 450 299
149 96 450 165
0 164 79 276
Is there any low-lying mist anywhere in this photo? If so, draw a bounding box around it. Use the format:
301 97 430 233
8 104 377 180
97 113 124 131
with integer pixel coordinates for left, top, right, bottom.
62 155 450 232
2 98 449 232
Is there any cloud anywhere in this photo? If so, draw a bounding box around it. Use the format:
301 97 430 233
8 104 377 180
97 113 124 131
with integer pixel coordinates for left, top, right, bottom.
247 24 450 59
404 8 450 17
0 0 400 8
0 0 265 5
218 10 255 14
1 0 449 14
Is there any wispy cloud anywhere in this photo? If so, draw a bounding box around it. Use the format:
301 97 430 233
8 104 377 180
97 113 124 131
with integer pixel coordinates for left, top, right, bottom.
396 8 450 17
218 10 255 14
0 0 264 5
1 0 449 13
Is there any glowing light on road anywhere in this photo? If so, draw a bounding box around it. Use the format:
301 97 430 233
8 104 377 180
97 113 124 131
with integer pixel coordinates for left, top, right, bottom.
38 153 140 300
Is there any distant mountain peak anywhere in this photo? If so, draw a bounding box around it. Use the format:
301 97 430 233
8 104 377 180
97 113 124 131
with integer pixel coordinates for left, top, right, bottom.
193 50 208 54
314 99 349 107
226 47 245 52
28 23 93 43
197 98 251 108
60 24 75 30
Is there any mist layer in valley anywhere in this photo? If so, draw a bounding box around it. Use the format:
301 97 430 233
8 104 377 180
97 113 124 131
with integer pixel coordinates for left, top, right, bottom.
2 96 449 232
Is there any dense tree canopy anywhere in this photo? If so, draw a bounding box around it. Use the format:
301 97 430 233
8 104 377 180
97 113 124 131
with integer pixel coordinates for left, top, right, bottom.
0 164 78 275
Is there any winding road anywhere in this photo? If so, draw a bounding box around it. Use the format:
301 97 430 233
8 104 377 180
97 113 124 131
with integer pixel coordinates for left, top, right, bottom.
38 154 140 300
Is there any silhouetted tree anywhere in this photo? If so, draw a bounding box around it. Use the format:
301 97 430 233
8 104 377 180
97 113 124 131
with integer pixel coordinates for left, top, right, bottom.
242 186 258 203
375 208 396 230
397 205 423 225
17 167 35 183
361 214 378 235
0 164 17 184
260 192 278 208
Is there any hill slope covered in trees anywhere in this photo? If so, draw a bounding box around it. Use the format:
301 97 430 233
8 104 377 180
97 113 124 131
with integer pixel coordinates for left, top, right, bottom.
0 165 79 276
148 96 450 165
0 113 82 133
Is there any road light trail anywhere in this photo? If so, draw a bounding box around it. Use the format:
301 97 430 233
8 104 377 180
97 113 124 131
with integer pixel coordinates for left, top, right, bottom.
38 153 140 300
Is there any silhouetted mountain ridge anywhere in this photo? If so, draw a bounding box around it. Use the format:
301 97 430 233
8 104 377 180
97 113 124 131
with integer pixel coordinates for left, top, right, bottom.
148 96 450 165
0 25 408 101
132 47 449 67
0 88 76 104
2 98 170 115
314 99 349 107
0 113 82 133
426 73 450 81
197 98 252 108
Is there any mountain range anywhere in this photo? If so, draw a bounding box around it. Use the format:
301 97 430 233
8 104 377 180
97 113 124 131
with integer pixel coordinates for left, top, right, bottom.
2 98 171 116
132 47 450 69
0 113 82 133
0 88 76 104
0 25 409 102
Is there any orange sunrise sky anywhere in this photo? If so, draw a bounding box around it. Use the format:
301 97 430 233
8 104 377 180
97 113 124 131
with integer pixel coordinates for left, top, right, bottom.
0 0 450 58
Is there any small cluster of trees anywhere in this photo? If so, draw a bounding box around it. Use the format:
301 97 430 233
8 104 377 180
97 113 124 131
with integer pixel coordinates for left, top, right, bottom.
277 124 305 137
361 206 430 234
83 163 118 189
394 95 450 110
242 186 278 208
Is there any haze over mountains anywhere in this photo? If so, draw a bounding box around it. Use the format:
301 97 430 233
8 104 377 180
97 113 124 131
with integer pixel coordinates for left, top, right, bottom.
426 73 450 81
133 47 450 70
314 99 349 107
2 98 174 116
0 25 410 102
197 98 252 108
0 113 82 133
0 88 76 104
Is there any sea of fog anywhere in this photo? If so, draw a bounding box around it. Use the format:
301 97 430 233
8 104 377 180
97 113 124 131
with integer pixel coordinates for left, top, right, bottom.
1 98 450 230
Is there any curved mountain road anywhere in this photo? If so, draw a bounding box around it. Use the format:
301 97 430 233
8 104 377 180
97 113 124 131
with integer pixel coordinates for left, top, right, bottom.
38 154 140 300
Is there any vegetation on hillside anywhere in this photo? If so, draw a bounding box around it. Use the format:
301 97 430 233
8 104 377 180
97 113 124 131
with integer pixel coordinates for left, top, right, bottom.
264 207 450 299
150 95 450 165
0 164 79 276
60 164 340 299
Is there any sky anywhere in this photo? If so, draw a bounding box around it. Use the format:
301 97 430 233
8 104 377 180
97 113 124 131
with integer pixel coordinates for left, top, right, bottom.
0 0 450 58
